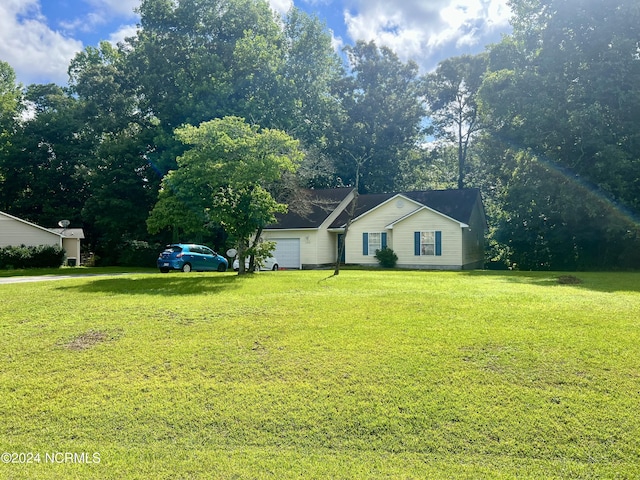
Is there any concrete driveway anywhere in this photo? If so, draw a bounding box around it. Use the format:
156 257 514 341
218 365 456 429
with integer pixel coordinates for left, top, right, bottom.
0 273 132 285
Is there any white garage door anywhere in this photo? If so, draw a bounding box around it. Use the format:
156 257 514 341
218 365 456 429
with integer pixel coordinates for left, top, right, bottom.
272 238 301 269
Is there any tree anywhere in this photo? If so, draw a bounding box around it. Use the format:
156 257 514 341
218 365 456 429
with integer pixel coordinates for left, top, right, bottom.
329 41 426 193
0 62 22 186
0 84 89 227
478 0 640 269
149 116 303 274
126 0 341 182
279 8 343 148
67 42 165 261
0 61 21 131
425 54 487 189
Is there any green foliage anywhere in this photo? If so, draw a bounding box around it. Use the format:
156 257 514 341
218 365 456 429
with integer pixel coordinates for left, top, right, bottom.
245 239 276 270
150 116 303 273
0 244 65 269
0 84 88 227
374 247 398 268
425 54 488 189
477 0 640 270
116 240 163 268
329 41 426 193
0 270 639 477
0 61 21 128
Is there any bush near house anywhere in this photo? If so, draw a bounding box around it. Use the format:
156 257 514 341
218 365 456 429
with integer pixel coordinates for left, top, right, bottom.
0 244 65 269
375 247 398 268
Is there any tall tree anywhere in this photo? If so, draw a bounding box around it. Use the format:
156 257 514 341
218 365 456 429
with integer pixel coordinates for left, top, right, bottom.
425 54 487 189
280 8 343 148
0 61 21 132
330 41 426 193
148 116 303 274
0 84 88 227
68 42 164 260
0 62 22 192
479 0 640 269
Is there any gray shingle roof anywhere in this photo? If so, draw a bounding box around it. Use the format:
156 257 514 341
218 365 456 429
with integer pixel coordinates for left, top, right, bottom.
268 188 353 229
269 188 483 230
329 188 483 228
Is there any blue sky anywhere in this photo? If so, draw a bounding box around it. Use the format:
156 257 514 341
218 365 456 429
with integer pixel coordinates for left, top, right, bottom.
1 0 512 86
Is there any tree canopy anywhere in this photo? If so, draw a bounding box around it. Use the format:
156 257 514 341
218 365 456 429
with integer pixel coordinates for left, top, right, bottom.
148 116 303 273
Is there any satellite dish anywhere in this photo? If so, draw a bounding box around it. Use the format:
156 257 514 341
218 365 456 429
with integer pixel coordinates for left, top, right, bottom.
58 219 70 228
226 248 238 258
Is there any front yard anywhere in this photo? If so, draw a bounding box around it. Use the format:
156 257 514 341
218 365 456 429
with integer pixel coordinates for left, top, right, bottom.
0 270 638 478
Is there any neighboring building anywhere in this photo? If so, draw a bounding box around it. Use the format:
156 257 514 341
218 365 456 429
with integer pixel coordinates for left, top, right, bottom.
0 211 84 265
262 188 486 270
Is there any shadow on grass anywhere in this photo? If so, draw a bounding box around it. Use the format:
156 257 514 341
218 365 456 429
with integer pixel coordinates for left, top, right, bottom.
463 270 640 294
55 273 243 296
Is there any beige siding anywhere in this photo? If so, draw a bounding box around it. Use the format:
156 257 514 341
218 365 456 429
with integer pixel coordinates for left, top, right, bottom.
393 209 463 268
345 197 422 265
62 238 81 263
0 214 61 248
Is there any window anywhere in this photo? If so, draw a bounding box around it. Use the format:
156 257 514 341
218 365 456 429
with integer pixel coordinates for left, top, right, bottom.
420 232 435 255
368 233 382 254
414 231 442 256
363 232 387 256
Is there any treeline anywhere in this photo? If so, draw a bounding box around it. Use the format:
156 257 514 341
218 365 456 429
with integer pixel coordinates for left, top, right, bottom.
0 0 638 270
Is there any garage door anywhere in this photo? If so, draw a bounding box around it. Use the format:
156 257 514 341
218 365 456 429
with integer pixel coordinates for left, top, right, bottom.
272 238 301 269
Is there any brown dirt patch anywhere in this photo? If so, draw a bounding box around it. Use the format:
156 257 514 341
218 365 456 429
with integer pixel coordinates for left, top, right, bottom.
65 330 109 351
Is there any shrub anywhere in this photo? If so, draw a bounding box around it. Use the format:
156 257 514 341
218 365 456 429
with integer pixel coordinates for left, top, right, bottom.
117 240 163 267
375 247 398 268
0 244 66 269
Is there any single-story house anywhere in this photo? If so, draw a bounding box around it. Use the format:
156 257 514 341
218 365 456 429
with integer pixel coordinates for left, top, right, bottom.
0 211 84 265
261 188 486 270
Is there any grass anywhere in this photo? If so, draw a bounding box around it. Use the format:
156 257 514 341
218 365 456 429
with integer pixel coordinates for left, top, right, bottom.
0 269 638 478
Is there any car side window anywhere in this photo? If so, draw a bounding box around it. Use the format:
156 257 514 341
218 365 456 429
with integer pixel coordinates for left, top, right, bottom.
202 247 214 256
189 246 202 254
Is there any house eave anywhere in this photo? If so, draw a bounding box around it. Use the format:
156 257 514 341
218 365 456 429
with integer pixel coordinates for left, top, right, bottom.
0 211 64 238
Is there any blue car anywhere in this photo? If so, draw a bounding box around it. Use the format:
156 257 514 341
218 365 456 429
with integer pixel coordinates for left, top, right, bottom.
157 244 228 273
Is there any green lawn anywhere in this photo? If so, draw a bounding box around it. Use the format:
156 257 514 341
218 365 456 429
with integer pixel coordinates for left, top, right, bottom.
0 270 638 479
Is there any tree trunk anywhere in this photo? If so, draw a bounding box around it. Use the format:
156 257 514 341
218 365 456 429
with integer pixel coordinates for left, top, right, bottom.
333 154 364 276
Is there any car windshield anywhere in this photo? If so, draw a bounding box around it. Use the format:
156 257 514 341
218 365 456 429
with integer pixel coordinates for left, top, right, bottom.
164 246 182 253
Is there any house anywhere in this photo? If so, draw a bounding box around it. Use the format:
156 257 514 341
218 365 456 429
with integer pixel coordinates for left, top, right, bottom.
0 211 85 265
261 188 486 270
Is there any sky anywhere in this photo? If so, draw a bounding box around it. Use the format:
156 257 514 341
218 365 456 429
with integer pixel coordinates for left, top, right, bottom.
0 0 513 86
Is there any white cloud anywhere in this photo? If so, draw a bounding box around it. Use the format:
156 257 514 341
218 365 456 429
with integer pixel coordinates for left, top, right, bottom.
343 0 511 71
108 24 139 46
268 0 294 15
0 0 83 85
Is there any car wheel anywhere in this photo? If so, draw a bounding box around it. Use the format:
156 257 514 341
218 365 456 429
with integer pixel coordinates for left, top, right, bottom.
217 263 227 272
272 264 279 271
159 268 169 273
181 263 192 273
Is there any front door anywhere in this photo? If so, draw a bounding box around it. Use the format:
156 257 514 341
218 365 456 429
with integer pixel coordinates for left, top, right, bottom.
337 234 346 263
